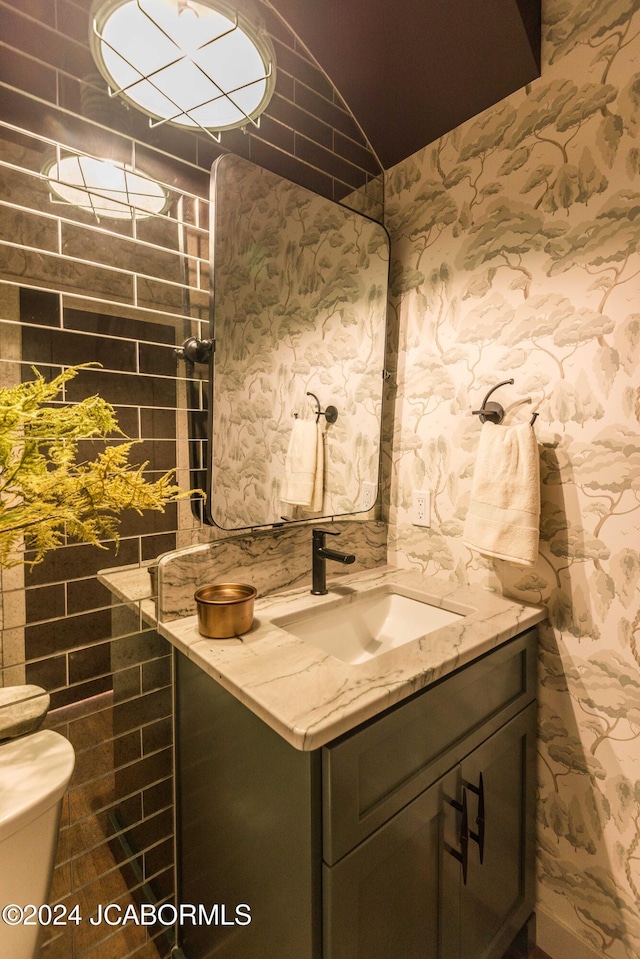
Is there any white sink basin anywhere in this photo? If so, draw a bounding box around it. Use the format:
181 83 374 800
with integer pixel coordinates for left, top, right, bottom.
273 585 475 665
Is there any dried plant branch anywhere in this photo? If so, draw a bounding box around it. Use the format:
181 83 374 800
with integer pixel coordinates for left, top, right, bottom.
0 365 188 568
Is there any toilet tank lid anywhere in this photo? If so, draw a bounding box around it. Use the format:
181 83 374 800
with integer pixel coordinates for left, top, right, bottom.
0 729 75 842
0 684 50 741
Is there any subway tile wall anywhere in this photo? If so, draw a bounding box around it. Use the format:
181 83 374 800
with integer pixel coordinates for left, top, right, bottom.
1 140 207 959
0 2 384 958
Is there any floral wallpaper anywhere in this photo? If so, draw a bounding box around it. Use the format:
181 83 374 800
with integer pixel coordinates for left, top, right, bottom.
209 155 389 528
385 0 640 955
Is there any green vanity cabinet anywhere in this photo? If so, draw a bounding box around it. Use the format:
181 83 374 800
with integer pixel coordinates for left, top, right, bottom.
322 628 537 959
174 628 537 959
323 704 536 959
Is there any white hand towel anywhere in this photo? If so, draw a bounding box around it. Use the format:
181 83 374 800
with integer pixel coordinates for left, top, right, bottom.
463 421 540 566
281 419 319 507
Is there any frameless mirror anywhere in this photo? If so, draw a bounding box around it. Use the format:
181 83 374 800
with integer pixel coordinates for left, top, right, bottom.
206 154 389 530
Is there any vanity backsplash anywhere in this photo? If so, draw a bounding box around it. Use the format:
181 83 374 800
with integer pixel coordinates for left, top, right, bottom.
156 520 387 622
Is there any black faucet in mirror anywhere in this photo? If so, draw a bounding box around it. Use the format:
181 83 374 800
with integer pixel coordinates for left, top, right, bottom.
311 528 356 595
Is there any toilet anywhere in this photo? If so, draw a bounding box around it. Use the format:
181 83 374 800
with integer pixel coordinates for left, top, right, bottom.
0 729 75 959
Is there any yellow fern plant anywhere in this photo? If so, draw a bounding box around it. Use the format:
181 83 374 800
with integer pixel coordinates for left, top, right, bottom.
0 365 186 567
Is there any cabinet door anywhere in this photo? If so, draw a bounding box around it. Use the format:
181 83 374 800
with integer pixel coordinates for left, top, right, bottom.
323 768 458 959
323 629 537 865
324 705 535 959
448 704 537 959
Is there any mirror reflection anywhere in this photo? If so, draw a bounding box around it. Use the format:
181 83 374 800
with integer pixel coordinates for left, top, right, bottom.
206 155 389 530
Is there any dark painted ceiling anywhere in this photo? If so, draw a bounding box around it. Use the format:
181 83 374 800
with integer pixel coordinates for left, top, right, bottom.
273 0 541 170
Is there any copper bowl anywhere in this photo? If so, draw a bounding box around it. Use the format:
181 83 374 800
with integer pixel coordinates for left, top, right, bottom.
194 583 257 638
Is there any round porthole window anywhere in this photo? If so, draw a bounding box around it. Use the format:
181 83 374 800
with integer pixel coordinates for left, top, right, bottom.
43 153 170 220
89 0 277 134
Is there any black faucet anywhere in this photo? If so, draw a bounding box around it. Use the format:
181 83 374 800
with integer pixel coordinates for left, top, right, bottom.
311 528 356 595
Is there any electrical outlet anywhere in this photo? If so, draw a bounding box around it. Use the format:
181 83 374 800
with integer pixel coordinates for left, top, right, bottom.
362 482 377 511
411 490 431 527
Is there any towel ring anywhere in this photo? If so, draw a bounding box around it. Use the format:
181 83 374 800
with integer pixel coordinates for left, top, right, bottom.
471 379 514 424
472 379 539 426
305 392 338 424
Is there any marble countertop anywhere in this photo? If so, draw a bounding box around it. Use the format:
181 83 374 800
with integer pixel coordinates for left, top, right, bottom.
157 565 546 751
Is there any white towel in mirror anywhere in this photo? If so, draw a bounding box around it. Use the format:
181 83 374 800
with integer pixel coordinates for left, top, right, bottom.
310 423 324 512
282 419 323 509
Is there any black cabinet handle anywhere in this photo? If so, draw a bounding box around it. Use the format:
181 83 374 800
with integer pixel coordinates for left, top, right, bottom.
447 788 469 884
466 773 485 864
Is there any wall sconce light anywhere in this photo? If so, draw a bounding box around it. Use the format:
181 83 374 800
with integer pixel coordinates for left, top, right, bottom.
43 153 170 221
89 0 277 140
